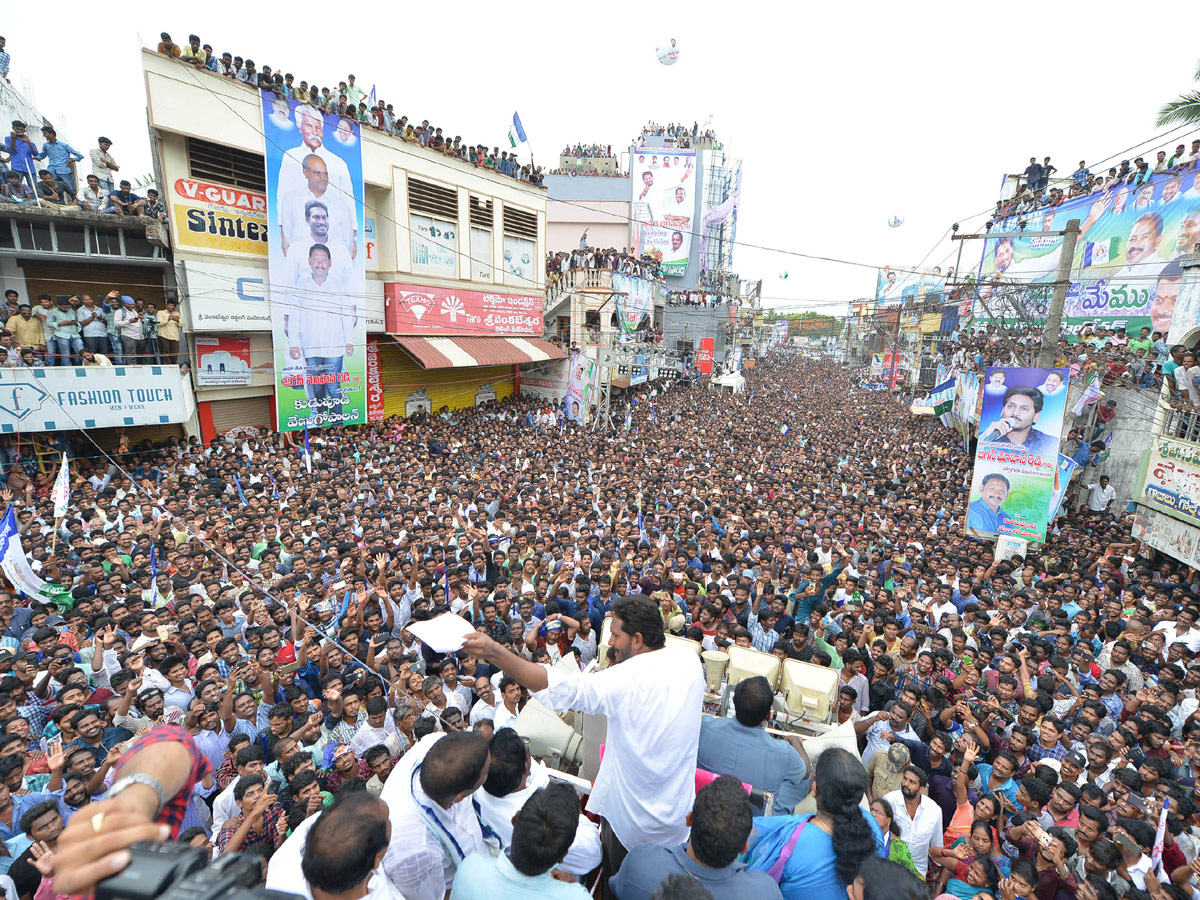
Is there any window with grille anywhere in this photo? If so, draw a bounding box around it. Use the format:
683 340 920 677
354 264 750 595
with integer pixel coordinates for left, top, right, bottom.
186 138 266 191
502 204 537 238
408 178 458 219
469 195 494 228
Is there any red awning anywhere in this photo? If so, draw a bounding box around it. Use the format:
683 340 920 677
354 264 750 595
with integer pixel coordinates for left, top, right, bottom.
392 335 566 369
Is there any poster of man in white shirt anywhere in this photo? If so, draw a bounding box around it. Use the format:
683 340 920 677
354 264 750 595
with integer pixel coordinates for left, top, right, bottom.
261 89 366 431
285 244 357 415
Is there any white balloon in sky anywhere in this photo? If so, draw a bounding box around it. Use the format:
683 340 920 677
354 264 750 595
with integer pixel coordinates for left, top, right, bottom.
656 39 680 66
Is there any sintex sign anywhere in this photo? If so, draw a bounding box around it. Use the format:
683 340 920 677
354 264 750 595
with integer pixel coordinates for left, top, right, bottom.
170 177 268 257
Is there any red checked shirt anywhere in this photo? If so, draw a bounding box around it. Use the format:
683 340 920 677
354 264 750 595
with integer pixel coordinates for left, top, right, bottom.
215 803 283 855
121 724 212 838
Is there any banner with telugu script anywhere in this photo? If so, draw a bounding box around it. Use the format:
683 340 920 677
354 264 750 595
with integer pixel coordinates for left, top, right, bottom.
1139 435 1200 526
966 366 1069 542
261 90 367 432
976 169 1200 338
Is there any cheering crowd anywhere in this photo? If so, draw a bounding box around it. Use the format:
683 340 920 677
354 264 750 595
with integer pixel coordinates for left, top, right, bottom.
547 248 664 283
7 354 1200 900
154 32 545 188
0 287 183 367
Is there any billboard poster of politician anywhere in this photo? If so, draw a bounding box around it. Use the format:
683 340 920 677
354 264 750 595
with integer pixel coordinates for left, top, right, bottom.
966 365 1069 542
260 91 367 432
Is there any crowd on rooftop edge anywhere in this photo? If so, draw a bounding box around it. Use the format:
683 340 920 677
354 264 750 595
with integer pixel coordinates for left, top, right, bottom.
635 122 720 150
5 351 1200 900
992 144 1200 225
1 120 164 220
153 32 545 187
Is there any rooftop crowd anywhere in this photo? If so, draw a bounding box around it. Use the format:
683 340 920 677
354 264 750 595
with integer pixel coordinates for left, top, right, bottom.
6 350 1200 900
992 143 1200 225
563 144 615 159
2 122 165 221
154 32 545 188
635 122 720 150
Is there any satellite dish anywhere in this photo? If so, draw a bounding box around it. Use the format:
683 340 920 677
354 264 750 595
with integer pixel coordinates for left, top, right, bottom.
887 215 905 228
656 39 680 66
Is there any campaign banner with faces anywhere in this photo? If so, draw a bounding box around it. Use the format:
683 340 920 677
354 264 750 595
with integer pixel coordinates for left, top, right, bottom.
612 273 655 338
875 266 947 308
966 366 1070 542
977 170 1200 339
564 350 597 423
260 90 367 432
630 148 695 277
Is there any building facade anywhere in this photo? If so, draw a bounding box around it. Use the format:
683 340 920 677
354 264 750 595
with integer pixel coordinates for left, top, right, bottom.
143 49 561 441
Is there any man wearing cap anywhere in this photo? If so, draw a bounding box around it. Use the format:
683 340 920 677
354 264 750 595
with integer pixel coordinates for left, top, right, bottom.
697 675 810 815
35 126 83 195
113 296 144 363
865 742 910 802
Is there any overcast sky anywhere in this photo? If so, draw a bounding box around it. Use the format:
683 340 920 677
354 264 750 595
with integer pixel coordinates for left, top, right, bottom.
6 3 1200 312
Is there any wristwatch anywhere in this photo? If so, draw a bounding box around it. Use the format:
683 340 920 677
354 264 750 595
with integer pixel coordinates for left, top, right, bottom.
107 773 169 816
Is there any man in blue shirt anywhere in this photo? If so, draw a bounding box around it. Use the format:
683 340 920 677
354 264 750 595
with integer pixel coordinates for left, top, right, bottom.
1072 439 1104 469
610 775 782 900
35 126 83 194
696 676 810 814
967 473 1014 533
451 781 590 899
3 120 37 189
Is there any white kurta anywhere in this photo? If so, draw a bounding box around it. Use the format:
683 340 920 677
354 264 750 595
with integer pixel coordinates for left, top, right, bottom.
533 644 704 849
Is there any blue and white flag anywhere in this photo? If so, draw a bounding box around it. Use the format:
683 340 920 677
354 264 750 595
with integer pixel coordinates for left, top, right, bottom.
780 424 790 436
303 425 313 474
51 454 70 520
508 112 528 148
150 545 160 606
233 474 248 506
932 375 957 427
1072 375 1101 416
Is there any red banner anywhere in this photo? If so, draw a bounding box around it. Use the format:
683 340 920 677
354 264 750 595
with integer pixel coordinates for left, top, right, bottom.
697 337 715 374
366 338 385 422
385 283 541 335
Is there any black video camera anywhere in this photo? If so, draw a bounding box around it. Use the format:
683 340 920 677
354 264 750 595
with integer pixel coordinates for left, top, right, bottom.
95 841 300 900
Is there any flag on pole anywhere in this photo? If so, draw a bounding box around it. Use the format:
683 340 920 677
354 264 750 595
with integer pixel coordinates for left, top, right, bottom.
268 474 279 500
1072 375 1101 416
233 474 248 506
368 84 376 107
931 375 956 425
1152 797 1170 874
51 454 69 520
303 425 313 474
150 545 159 606
780 424 790 436
508 112 527 148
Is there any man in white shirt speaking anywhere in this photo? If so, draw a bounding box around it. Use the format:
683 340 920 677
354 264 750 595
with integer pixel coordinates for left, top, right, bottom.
464 593 703 879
